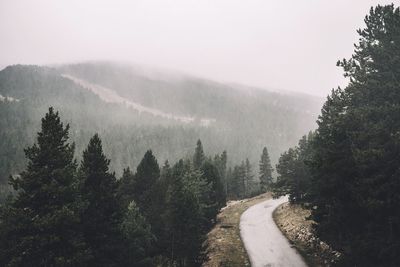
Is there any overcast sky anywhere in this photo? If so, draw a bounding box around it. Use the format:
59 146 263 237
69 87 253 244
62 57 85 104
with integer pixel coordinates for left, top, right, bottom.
0 0 396 96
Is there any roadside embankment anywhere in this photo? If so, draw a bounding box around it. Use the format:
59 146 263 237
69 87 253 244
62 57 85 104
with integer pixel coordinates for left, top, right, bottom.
273 202 341 267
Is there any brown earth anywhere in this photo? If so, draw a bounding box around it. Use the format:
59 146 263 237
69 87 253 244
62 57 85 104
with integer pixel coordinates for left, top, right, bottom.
273 202 342 267
202 193 271 267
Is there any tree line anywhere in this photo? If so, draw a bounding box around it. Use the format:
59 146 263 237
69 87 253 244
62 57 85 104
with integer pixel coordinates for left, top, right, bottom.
0 62 320 193
273 4 400 266
226 147 273 199
0 107 274 266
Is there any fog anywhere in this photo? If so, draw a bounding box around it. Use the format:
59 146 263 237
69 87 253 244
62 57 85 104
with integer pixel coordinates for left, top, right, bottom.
0 0 395 96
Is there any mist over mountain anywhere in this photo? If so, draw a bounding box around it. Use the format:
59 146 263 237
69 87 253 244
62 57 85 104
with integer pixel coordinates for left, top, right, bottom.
0 61 323 184
1 2 399 266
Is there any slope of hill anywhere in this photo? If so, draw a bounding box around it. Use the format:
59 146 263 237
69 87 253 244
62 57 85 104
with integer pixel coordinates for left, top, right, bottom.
58 62 321 127
0 62 323 186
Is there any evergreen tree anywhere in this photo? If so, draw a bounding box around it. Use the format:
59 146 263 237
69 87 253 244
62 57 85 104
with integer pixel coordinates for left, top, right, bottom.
259 147 273 192
132 150 160 214
295 133 314 201
149 160 171 254
156 160 173 254
120 201 155 267
244 158 256 196
229 164 246 199
309 5 400 265
226 167 233 199
117 167 135 208
160 160 172 184
193 139 205 169
201 160 226 224
131 150 161 255
273 134 313 203
213 151 228 195
78 134 124 267
273 148 297 199
165 160 204 266
220 151 228 195
0 107 90 266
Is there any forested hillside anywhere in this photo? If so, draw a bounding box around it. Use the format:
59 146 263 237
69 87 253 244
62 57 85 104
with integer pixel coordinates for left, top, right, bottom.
3 1 399 267
0 63 322 189
0 108 228 266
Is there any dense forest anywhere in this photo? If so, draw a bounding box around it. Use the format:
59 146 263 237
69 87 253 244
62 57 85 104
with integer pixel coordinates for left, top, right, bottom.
1 2 399 267
0 30 318 267
0 62 321 199
273 5 400 266
0 107 275 266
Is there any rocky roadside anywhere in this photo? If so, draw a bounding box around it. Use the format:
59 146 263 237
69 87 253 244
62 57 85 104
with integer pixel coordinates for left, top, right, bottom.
202 193 271 267
273 202 342 267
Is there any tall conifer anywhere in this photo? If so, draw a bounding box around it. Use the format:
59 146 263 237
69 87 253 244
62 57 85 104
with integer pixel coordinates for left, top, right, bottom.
78 134 123 267
259 147 273 192
1 107 90 266
193 139 205 169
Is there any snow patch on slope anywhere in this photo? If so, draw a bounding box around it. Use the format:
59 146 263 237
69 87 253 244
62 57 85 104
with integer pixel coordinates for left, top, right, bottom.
62 74 216 126
0 94 20 102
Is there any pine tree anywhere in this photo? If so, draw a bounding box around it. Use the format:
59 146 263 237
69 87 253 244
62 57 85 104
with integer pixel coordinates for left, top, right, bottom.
274 148 298 201
120 201 155 267
131 150 161 255
0 107 90 266
259 147 273 192
161 160 172 184
230 164 246 199
309 5 400 265
193 139 205 169
295 133 313 202
201 160 225 224
273 134 313 203
149 160 171 254
226 167 233 199
117 167 135 208
214 151 228 196
244 158 256 196
165 160 204 266
220 151 228 194
132 150 160 213
156 160 173 254
78 134 124 266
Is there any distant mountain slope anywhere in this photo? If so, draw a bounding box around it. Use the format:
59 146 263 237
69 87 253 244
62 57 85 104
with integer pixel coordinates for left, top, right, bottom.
0 62 323 185
58 62 322 125
61 73 213 125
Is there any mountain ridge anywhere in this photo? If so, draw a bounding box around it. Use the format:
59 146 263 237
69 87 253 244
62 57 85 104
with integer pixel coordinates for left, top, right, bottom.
0 62 323 185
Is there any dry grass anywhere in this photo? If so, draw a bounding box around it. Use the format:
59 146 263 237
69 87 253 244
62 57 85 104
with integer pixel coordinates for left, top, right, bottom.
273 203 340 267
202 193 271 267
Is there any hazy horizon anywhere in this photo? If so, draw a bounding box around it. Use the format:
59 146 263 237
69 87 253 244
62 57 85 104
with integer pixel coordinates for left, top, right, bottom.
0 0 396 96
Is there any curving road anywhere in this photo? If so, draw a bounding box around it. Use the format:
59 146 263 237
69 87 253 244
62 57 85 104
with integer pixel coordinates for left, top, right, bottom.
240 196 307 267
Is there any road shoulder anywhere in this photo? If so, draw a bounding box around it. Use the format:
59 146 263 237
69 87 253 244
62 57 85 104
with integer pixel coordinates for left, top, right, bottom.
273 202 341 267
